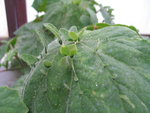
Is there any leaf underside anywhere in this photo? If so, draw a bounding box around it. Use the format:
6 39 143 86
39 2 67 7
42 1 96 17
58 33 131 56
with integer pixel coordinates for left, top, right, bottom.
23 26 150 113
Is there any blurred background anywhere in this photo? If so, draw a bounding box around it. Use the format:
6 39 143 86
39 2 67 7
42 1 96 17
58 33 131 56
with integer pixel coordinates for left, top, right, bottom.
0 0 150 38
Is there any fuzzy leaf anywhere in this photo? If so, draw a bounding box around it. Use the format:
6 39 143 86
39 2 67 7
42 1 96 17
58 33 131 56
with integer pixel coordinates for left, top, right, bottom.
32 0 60 12
59 28 70 41
99 4 114 24
80 14 91 26
44 23 61 39
87 8 98 24
0 44 8 59
23 25 150 113
0 87 28 113
15 22 52 57
87 23 139 34
69 26 78 32
20 54 38 66
42 1 98 29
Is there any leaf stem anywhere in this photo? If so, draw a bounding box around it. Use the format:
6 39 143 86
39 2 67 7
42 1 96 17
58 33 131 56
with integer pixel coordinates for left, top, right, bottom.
70 57 78 82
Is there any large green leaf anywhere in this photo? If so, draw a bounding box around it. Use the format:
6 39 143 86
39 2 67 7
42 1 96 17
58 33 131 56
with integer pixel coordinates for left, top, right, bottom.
0 87 28 113
15 22 53 57
32 0 97 12
32 0 60 12
87 23 139 33
23 25 150 113
42 1 97 29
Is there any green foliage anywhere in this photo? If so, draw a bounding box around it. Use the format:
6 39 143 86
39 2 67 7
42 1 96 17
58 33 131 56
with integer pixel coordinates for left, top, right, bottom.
0 87 28 113
1 1 148 112
0 38 18 67
5 0 99 69
44 23 61 39
33 0 97 12
0 38 17 60
1 49 17 64
20 54 38 66
42 0 98 29
0 43 8 60
32 0 59 12
43 60 53 68
15 22 52 57
60 44 78 56
87 23 139 33
99 4 114 24
86 8 98 24
0 0 114 70
22 24 150 113
69 32 79 41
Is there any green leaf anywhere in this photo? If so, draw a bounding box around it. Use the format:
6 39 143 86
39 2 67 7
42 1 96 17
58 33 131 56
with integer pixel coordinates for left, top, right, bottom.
99 4 114 24
86 8 98 24
78 27 86 38
23 25 150 113
0 44 8 59
32 0 60 12
35 30 47 47
8 37 17 48
73 0 81 5
59 28 70 41
80 14 91 26
0 87 28 113
86 23 139 34
5 49 17 61
59 27 85 42
12 0 97 69
32 0 97 12
42 1 97 29
13 74 28 94
69 32 79 41
114 24 139 33
87 23 110 30
69 26 78 32
1 49 17 65
96 23 110 28
15 22 52 57
20 54 38 66
43 60 52 68
44 23 61 39
60 44 78 56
